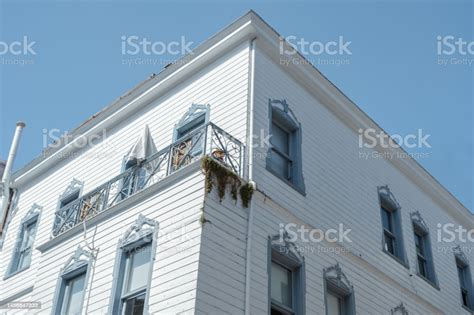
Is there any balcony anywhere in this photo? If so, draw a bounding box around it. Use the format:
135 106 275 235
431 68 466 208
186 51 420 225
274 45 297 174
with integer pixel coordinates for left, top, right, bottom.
51 122 244 238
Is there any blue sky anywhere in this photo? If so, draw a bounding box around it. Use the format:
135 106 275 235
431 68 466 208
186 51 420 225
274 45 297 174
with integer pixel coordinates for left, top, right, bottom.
0 0 472 210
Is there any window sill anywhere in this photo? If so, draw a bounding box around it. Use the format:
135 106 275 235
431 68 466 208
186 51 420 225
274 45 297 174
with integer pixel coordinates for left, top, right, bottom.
382 249 409 269
415 273 440 290
266 167 306 196
461 305 473 314
3 265 30 280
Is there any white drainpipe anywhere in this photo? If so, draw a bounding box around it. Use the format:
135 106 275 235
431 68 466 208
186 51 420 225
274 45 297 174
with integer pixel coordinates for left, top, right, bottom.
244 37 256 315
0 121 26 225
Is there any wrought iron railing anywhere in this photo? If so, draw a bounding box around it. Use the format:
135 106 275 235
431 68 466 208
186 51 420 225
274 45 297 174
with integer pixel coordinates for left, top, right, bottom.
51 122 244 237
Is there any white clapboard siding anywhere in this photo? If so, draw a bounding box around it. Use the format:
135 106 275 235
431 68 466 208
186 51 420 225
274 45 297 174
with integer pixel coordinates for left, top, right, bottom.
0 39 250 314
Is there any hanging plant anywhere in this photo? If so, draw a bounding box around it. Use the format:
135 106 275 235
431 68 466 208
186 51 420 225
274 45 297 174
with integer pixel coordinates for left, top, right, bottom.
201 156 254 208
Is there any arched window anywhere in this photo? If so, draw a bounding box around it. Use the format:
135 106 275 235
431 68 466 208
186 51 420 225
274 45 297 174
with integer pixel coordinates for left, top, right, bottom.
266 99 305 194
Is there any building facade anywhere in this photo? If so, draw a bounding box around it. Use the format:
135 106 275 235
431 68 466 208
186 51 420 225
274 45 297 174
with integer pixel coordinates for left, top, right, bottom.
0 11 472 315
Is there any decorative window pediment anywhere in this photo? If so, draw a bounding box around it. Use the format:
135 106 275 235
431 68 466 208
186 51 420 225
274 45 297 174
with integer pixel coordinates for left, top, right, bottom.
410 211 428 234
270 230 304 267
62 246 91 275
120 214 158 248
378 185 400 210
391 302 409 315
60 179 83 200
324 263 353 296
22 203 42 223
454 245 469 266
176 104 209 129
270 99 299 130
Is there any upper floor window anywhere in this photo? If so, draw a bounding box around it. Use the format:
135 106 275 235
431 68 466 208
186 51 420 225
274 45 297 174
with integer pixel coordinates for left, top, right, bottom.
52 246 92 315
411 211 437 286
324 263 356 315
454 246 473 310
267 99 305 194
269 230 305 315
378 186 407 266
173 104 209 142
6 204 41 277
110 215 158 315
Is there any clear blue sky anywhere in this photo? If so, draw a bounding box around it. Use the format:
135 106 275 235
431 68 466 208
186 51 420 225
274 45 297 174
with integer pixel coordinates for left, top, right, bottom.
1 0 472 210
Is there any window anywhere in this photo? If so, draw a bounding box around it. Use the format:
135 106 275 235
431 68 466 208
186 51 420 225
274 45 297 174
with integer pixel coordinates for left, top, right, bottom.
267 99 305 194
6 204 41 277
110 215 158 315
120 244 151 314
60 272 86 315
378 186 407 266
324 263 356 315
52 246 91 315
454 247 473 310
269 231 305 315
411 211 437 286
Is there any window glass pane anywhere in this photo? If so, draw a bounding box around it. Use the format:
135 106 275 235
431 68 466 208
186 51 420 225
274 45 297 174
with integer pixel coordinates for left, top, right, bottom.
384 232 396 255
381 208 392 232
270 152 290 179
64 272 86 315
418 256 427 277
271 122 289 155
18 248 32 270
60 191 80 208
458 265 466 288
415 233 424 256
123 293 145 315
271 262 292 308
127 246 151 293
327 291 341 315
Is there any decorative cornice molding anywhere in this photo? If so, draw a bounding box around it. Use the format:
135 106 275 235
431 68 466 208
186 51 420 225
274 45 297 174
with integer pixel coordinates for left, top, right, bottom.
121 214 158 247
391 302 409 315
60 178 83 199
62 246 91 275
378 185 401 210
453 245 469 266
410 211 429 233
271 229 304 264
324 263 353 294
22 203 42 223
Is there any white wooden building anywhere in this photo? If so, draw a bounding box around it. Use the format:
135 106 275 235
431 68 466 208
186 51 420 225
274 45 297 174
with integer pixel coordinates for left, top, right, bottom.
0 11 472 315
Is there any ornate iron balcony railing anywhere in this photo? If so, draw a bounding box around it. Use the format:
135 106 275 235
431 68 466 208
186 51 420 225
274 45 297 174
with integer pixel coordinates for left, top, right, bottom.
51 122 244 237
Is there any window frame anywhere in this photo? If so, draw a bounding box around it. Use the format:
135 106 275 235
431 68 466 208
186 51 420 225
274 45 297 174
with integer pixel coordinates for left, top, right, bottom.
266 99 305 195
51 246 92 315
268 232 305 315
5 204 41 278
323 263 356 315
377 186 408 268
410 211 438 288
455 249 473 311
109 215 158 315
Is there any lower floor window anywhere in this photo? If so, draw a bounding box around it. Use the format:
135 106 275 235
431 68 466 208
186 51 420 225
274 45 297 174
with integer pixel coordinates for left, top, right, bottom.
61 272 86 315
271 261 294 314
327 291 343 315
123 292 146 315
